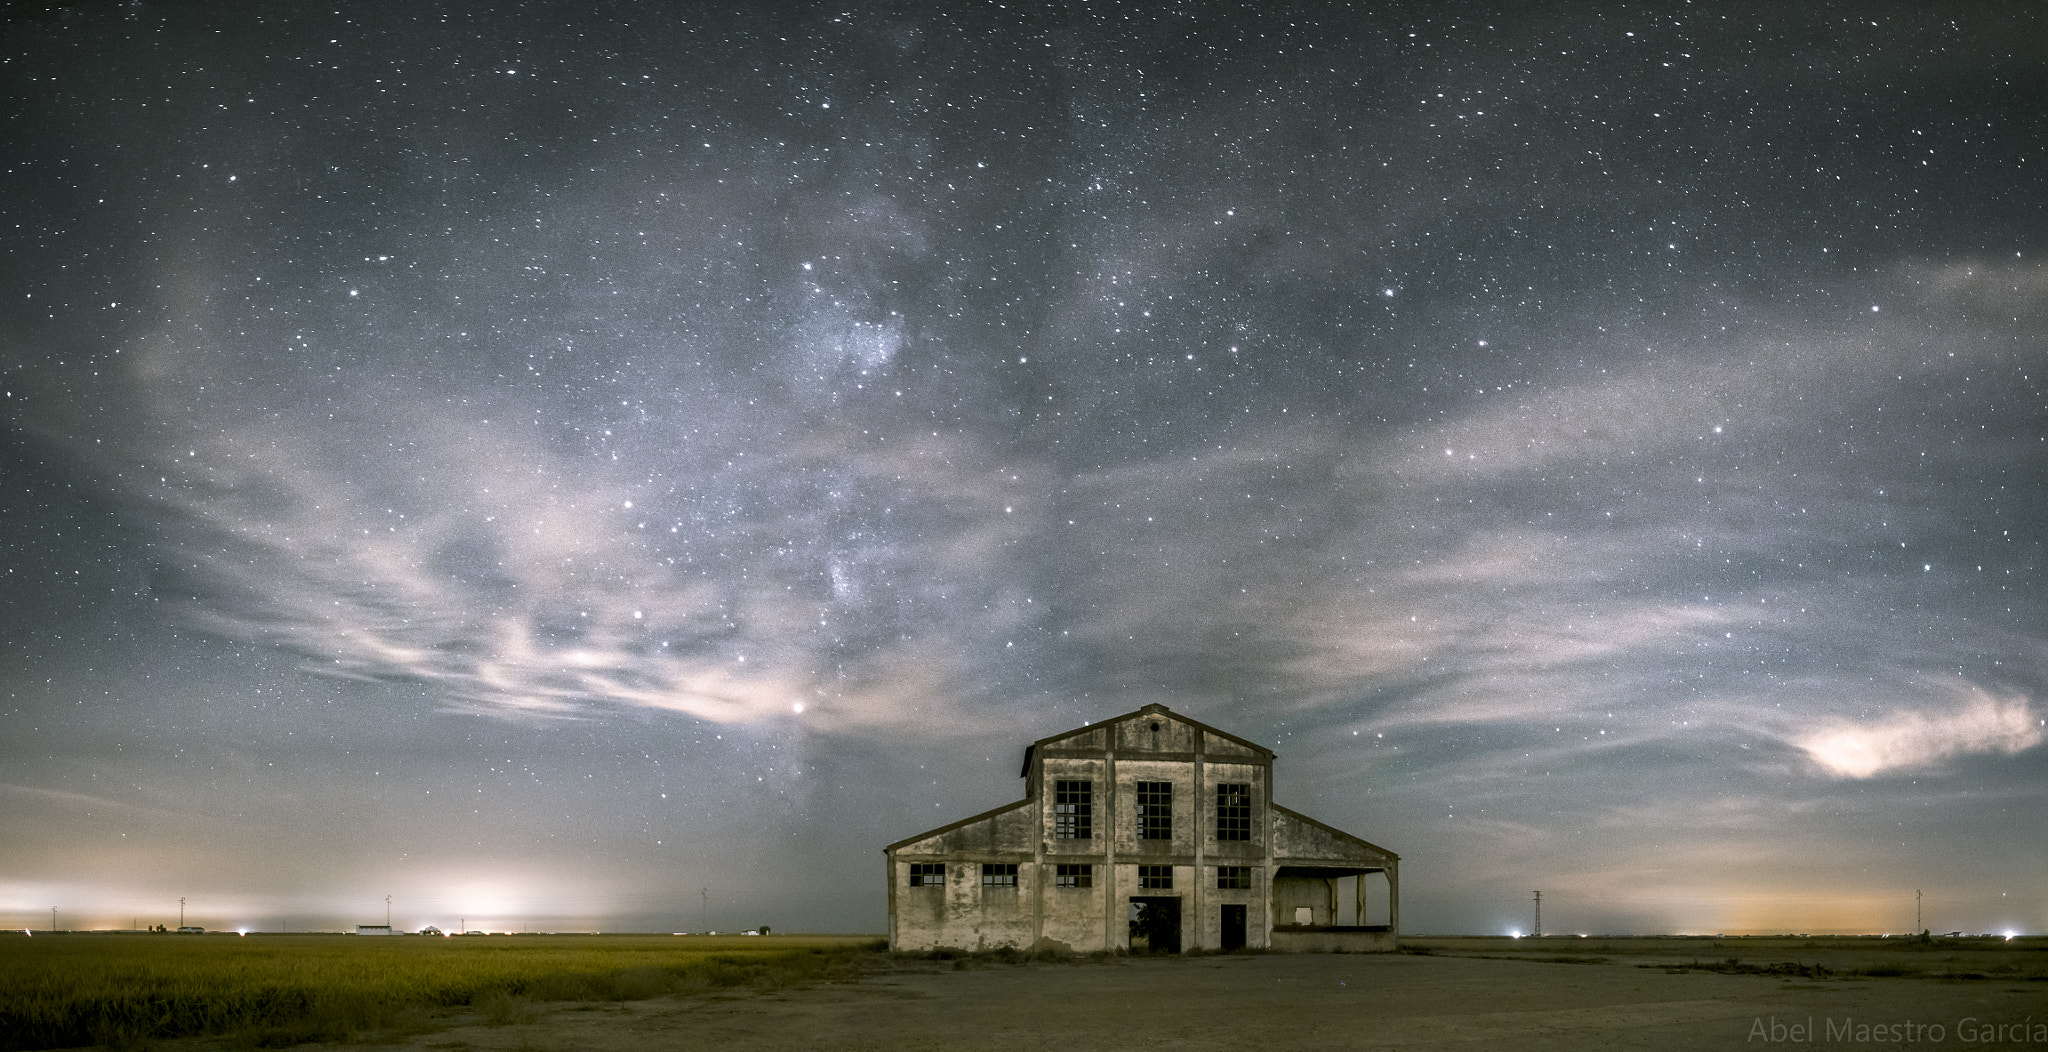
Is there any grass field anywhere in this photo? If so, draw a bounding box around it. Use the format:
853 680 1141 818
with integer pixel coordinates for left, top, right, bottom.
0 932 885 1050
6 933 2040 1050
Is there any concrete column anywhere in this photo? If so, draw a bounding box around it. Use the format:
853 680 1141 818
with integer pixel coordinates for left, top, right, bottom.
1259 764 1274 949
1357 871 1368 927
1031 843 1045 949
1104 748 1118 952
1191 734 1204 951
885 851 898 950
1388 861 1400 937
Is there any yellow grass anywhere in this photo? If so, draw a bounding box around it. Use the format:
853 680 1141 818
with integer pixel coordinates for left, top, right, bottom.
0 932 884 1050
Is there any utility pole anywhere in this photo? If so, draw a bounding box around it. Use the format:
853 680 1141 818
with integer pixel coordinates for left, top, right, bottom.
52 907 57 933
1533 890 1542 938
1916 890 1922 934
179 897 186 928
700 887 709 934
385 895 392 928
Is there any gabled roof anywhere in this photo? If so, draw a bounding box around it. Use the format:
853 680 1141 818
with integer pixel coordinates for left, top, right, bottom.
883 798 1032 853
1019 703 1276 776
1273 803 1401 861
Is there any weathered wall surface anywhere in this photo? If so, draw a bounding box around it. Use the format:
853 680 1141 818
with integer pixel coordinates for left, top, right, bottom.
1202 730 1261 759
1202 760 1266 861
1037 876 1105 951
1116 713 1195 754
1272 806 1390 865
891 802 1037 952
1271 876 1331 926
1269 929 1398 953
1039 756 1108 860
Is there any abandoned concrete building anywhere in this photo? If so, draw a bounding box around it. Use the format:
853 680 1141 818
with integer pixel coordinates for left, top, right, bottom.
885 704 1399 954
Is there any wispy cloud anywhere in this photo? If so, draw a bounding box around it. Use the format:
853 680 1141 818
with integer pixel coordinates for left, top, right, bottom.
117 388 1042 732
1796 685 2043 778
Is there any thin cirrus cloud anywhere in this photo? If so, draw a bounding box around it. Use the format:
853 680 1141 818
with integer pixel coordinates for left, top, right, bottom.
124 390 1034 732
96 254 2045 791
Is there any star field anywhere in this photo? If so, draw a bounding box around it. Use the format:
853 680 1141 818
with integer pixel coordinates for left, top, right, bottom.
3 2 2045 936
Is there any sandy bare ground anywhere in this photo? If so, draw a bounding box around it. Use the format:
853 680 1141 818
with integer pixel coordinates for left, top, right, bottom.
341 949 2044 1052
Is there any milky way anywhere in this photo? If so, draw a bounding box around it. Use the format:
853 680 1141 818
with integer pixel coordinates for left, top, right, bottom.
3 2 2044 936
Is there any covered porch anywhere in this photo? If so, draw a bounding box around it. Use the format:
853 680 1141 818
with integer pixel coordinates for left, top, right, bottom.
1268 862 1398 952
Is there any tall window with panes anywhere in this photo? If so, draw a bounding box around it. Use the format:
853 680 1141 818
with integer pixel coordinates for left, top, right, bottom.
1054 780 1092 839
1215 783 1252 841
1136 781 1173 840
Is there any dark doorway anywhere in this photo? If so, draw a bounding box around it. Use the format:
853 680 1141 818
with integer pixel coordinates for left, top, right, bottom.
1220 904 1247 951
1128 897 1182 954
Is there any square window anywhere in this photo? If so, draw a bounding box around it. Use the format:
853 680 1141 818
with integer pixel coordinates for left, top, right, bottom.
1055 863 1093 888
908 862 945 887
981 863 1019 887
1135 781 1173 840
1216 783 1252 842
1054 779 1093 840
1216 865 1252 890
1138 864 1173 889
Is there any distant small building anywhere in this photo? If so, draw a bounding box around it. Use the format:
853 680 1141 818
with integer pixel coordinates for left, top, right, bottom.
356 925 395 936
885 703 1400 954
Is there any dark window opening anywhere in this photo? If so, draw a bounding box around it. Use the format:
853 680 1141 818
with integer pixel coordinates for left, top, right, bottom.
908 862 945 887
1216 783 1252 842
1054 779 1093 840
1138 864 1174 889
981 863 1018 887
1136 781 1173 840
1216 865 1252 890
1055 864 1093 888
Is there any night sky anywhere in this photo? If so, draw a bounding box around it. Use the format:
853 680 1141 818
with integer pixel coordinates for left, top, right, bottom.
5 1 2045 938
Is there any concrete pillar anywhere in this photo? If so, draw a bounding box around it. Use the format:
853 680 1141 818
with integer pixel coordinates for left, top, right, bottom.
885 851 898 949
1104 747 1118 952
1191 734 1204 951
1388 861 1400 936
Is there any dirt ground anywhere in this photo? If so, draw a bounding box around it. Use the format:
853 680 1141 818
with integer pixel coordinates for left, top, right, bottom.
334 942 2045 1052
